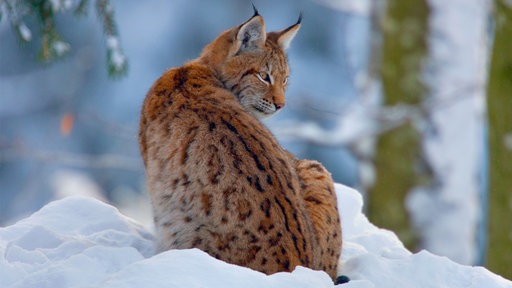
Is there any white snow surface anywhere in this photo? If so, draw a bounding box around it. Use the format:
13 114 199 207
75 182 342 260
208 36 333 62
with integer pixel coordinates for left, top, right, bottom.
1 184 510 288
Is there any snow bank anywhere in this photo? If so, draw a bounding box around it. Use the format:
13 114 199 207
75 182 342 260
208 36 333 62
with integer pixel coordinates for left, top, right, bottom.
1 185 510 288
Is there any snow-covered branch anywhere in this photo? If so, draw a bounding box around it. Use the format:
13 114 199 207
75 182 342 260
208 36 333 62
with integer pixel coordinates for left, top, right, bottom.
276 80 486 149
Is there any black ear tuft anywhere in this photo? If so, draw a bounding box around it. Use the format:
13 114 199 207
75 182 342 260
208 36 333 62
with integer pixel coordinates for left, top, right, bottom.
252 3 260 17
297 12 303 25
273 14 301 51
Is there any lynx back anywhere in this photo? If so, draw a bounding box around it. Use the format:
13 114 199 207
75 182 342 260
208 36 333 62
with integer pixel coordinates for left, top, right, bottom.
139 8 342 280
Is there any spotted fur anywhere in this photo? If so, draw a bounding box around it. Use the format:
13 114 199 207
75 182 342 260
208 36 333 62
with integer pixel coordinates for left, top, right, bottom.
139 10 341 280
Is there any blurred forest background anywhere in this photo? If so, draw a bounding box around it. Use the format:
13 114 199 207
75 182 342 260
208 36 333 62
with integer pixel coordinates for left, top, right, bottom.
0 0 510 280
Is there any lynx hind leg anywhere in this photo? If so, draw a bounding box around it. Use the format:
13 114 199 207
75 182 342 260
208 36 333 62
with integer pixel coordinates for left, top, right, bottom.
295 159 342 279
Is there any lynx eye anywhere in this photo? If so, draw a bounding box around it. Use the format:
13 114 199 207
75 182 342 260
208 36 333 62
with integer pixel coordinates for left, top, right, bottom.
283 76 289 85
256 71 271 85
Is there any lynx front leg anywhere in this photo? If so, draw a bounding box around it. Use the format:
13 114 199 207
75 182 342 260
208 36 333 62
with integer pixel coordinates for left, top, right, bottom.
295 159 342 279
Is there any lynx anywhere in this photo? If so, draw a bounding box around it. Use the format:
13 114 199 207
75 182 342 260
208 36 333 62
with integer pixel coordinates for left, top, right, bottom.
139 8 342 280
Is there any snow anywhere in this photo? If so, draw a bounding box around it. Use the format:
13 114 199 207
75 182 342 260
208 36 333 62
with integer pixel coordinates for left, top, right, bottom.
106 36 127 71
52 40 71 57
314 0 371 16
49 0 72 12
1 184 510 288
17 23 32 42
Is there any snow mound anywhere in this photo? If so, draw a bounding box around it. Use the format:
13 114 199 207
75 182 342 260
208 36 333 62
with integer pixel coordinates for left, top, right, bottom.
1 184 510 288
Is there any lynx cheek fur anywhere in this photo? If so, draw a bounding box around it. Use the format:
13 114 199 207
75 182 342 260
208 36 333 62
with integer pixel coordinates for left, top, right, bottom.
139 8 342 279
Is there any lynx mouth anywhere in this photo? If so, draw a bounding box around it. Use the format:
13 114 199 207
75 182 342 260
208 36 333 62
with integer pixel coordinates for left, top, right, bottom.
254 104 278 115
240 97 277 118
253 105 270 114
249 104 274 119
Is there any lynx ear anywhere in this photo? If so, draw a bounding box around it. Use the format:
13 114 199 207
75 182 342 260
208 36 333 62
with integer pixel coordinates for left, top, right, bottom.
235 11 266 53
276 13 302 50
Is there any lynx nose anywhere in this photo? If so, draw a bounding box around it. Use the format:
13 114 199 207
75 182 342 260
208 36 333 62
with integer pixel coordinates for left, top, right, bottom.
275 103 285 110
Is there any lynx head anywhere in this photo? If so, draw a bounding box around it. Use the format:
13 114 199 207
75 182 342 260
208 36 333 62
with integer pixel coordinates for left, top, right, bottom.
199 7 301 119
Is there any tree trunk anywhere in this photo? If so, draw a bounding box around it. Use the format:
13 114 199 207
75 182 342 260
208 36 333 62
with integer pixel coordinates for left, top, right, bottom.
368 0 429 250
486 0 512 279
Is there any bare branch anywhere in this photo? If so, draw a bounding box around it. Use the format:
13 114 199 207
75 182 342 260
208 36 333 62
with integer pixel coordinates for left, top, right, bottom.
1 144 142 172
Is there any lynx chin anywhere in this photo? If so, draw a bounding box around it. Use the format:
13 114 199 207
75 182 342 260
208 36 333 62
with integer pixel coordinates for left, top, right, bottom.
139 7 342 280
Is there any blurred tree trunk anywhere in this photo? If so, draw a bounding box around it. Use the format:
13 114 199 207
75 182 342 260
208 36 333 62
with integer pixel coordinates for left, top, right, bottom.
367 0 429 249
487 0 512 279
